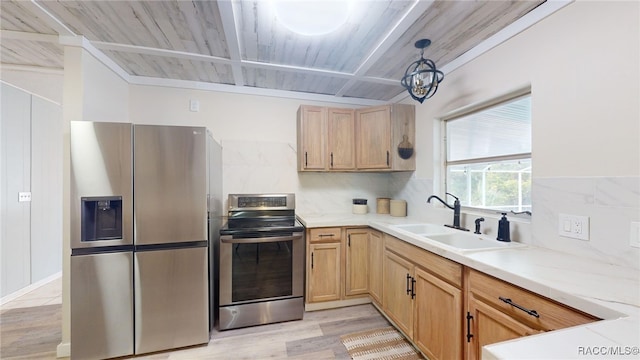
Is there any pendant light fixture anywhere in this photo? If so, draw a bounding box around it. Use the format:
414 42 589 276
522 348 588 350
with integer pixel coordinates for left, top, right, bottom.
401 39 444 103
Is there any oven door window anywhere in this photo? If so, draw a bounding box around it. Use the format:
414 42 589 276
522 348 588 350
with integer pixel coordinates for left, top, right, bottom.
232 240 293 302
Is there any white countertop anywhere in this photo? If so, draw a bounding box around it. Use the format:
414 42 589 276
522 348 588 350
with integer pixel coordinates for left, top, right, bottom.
297 212 640 359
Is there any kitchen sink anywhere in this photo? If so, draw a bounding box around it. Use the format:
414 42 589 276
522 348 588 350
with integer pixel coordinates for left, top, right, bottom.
425 233 526 252
391 223 526 252
391 223 456 236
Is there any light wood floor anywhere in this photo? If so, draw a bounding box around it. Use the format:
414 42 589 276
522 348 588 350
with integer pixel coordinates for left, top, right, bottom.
1 278 390 359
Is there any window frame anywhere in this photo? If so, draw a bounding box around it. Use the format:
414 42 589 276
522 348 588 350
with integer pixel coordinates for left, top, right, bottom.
438 88 532 215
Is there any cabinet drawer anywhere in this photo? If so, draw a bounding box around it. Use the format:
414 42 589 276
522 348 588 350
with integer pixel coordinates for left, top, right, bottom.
384 234 462 287
467 269 598 331
308 227 342 242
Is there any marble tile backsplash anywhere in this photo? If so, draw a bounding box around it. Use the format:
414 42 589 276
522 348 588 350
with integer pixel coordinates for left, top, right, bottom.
222 140 390 214
222 140 639 269
532 177 640 269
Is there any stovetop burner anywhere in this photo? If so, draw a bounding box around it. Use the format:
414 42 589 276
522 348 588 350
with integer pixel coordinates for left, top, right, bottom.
220 193 304 237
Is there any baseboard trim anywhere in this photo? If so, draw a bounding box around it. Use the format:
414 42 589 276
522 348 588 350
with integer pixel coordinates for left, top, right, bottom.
0 271 62 305
305 296 371 311
56 342 70 358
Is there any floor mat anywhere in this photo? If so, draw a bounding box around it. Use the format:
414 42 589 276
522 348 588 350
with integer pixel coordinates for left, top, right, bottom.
340 326 423 360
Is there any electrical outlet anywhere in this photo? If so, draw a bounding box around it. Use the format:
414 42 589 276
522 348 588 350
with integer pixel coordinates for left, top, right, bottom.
558 213 589 241
630 222 640 248
18 192 31 202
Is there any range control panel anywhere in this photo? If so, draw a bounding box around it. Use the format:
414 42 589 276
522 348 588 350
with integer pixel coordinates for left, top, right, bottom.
229 193 295 211
238 196 287 208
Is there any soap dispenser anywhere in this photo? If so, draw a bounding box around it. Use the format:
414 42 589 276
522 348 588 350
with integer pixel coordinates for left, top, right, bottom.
496 213 511 242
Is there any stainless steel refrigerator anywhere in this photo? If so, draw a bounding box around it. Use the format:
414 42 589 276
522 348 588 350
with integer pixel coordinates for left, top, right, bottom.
70 121 221 359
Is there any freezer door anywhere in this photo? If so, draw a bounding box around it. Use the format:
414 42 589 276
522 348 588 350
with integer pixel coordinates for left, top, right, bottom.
134 247 209 354
134 125 207 245
70 121 133 248
71 252 134 359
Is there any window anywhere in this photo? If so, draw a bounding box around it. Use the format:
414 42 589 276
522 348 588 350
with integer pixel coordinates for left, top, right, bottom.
444 95 531 212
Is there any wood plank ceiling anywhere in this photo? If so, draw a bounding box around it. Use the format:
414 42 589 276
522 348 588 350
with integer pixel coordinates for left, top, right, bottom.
0 0 547 103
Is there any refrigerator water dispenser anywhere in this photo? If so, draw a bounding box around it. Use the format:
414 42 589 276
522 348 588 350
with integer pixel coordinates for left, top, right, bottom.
81 196 123 241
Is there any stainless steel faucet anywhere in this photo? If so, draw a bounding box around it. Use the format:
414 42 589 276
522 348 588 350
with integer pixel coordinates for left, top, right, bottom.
427 193 469 231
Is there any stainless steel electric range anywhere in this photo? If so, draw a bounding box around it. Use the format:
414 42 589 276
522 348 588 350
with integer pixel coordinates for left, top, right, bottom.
218 193 305 330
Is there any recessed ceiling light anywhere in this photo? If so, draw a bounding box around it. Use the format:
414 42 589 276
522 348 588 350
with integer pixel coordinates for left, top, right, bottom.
271 0 353 36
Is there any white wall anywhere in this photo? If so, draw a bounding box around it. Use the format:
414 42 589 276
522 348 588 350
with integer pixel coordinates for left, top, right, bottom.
1 83 32 297
0 69 63 105
81 50 129 122
0 82 63 297
399 1 639 268
30 95 63 282
129 85 388 214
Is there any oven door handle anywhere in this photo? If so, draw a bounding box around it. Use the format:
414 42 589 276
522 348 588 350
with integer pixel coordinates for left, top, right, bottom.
220 233 303 244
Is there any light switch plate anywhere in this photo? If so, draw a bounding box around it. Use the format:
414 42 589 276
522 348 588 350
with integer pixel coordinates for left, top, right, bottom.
630 222 640 248
189 99 200 112
558 213 589 241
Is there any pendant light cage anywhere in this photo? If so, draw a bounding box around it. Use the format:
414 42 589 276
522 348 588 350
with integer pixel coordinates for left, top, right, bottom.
401 39 444 104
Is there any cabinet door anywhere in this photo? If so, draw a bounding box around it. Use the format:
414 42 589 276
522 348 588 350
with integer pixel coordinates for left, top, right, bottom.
328 108 355 170
413 267 463 360
383 250 414 337
356 106 391 169
368 230 384 304
297 106 327 170
345 229 369 297
466 293 541 360
308 242 341 302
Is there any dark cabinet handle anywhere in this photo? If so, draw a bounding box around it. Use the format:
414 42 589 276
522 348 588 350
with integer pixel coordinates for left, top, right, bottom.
410 277 416 299
386 151 390 166
348 234 350 247
318 234 334 237
466 312 474 342
406 274 411 295
330 152 334 167
305 152 308 167
499 297 540 318
311 252 314 269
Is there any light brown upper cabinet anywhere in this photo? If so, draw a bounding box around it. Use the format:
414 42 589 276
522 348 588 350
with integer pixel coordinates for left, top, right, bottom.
297 105 327 171
297 104 415 172
355 106 392 169
356 104 415 171
297 106 355 171
328 108 356 170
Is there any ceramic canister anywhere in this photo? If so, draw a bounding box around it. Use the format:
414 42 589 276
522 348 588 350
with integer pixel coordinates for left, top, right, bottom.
390 199 407 217
352 198 368 214
376 198 390 214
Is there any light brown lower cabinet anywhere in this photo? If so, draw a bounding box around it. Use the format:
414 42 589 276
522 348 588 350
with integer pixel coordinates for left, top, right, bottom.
305 228 600 360
464 268 598 360
368 230 383 304
383 250 415 337
307 242 341 302
466 293 541 360
306 227 370 305
345 228 369 297
414 267 463 360
383 234 464 359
